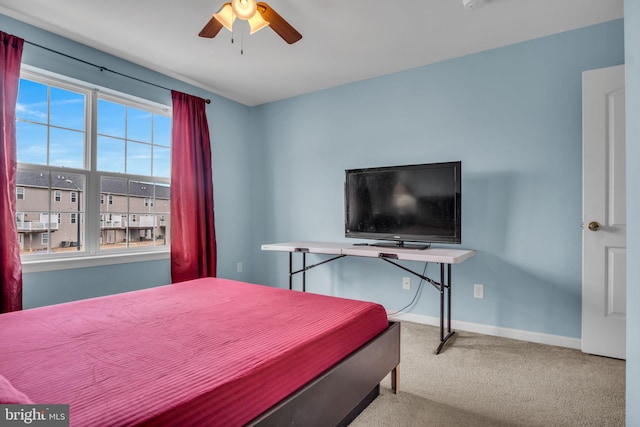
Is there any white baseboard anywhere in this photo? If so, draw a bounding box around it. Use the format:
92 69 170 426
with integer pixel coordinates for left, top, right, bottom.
388 312 582 350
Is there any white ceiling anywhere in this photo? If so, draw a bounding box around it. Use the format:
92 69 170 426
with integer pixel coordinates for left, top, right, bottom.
0 0 623 106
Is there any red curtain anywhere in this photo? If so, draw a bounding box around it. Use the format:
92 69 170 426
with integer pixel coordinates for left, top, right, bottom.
170 91 217 282
0 32 24 313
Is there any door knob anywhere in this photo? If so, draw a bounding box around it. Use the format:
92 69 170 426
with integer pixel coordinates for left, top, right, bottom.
588 221 601 231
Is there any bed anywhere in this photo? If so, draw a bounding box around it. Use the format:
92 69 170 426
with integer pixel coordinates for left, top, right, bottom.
0 277 400 426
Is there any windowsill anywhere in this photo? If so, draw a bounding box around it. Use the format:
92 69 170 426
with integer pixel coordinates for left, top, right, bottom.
21 250 170 273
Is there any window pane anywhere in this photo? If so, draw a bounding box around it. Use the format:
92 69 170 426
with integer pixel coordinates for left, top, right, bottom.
16 171 85 254
153 184 170 248
16 171 50 254
52 173 85 252
130 180 153 213
98 179 171 249
18 211 53 254
17 171 49 209
98 99 125 138
128 181 169 249
100 212 128 249
16 79 48 124
153 146 170 178
17 78 87 169
16 122 47 165
155 183 170 214
97 136 125 173
100 177 128 250
127 141 151 176
154 115 171 147
50 87 85 130
100 177 127 212
127 107 152 142
157 213 170 246
50 128 84 168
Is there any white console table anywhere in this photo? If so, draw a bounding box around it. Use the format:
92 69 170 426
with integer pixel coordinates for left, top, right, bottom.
261 241 476 354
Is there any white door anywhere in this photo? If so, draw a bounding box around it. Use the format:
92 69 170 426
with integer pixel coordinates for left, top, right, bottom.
582 64 626 360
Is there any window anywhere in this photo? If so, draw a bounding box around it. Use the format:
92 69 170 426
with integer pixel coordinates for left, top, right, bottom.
16 69 172 262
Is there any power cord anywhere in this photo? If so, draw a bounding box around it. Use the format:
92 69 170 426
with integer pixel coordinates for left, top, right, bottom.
387 262 429 316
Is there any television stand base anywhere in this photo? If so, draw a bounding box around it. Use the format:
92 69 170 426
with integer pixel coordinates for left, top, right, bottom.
369 241 431 250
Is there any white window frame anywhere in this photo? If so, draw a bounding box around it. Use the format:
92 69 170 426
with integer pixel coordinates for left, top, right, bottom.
18 68 172 273
16 187 25 200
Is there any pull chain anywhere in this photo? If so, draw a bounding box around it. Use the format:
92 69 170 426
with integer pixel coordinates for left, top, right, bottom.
227 13 246 55
230 11 235 44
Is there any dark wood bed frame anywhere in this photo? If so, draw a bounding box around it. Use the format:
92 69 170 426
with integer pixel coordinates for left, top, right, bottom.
249 321 400 426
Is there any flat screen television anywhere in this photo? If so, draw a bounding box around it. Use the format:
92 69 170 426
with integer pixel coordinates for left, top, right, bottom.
345 161 461 248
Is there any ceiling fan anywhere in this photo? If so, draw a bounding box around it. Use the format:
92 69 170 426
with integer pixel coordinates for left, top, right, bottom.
199 0 302 44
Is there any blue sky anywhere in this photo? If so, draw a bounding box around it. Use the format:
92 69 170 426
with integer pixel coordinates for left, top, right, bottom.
16 78 172 178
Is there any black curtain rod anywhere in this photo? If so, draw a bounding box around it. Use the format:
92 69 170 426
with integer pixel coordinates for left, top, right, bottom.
25 40 211 104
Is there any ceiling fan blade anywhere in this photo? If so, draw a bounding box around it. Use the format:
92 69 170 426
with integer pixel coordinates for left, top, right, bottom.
257 2 302 44
199 15 224 38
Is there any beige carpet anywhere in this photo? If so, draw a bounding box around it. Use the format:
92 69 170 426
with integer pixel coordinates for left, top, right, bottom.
350 321 625 427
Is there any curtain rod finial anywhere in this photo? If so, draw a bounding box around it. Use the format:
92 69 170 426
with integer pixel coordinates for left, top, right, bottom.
205 99 211 104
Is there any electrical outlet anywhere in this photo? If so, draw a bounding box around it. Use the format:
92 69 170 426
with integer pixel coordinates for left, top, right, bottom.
474 284 484 299
402 277 411 290
237 262 243 273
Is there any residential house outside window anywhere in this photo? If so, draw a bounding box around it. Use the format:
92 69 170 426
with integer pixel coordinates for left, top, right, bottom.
15 69 172 261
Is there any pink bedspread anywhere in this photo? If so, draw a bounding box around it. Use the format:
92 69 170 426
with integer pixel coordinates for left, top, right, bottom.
0 278 388 426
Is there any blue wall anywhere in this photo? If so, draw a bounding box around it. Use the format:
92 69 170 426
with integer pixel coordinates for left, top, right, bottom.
0 14 256 308
625 0 639 424
254 20 624 340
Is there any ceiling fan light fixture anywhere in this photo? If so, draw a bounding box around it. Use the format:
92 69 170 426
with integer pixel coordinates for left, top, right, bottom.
232 0 257 20
248 12 270 34
198 1 301 45
213 3 236 31
462 0 485 9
